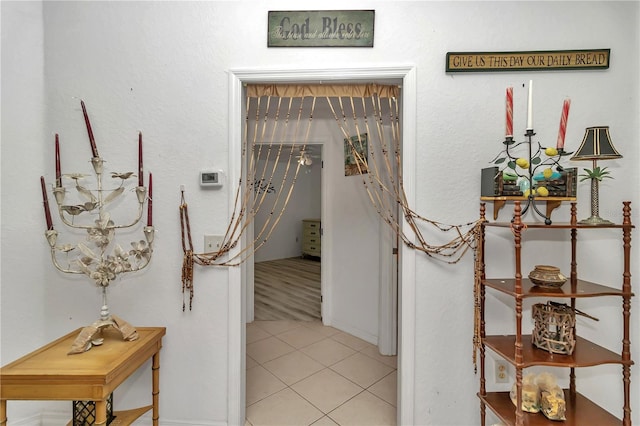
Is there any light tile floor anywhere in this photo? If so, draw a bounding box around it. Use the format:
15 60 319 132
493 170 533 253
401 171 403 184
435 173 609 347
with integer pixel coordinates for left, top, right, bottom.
246 320 397 426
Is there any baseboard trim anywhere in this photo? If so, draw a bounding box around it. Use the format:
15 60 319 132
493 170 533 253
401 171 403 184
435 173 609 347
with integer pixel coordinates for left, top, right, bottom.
4 413 41 426
329 318 378 346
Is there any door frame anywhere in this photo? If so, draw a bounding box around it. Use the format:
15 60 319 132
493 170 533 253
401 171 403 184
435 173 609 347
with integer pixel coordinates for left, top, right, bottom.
227 65 417 426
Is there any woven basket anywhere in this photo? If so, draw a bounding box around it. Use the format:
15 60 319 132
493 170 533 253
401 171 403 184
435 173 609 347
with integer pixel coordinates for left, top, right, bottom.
532 302 576 355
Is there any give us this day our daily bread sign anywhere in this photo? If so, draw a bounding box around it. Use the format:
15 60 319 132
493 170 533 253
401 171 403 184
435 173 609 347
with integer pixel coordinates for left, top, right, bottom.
446 49 610 72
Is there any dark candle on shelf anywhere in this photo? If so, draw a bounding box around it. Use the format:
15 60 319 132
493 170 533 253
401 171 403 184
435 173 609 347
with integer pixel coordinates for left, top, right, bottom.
147 172 153 226
55 134 62 188
40 176 54 230
81 100 99 158
138 132 144 187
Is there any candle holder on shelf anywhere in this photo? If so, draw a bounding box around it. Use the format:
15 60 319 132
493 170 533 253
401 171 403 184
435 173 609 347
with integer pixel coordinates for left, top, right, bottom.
41 101 154 354
487 129 574 225
481 84 576 224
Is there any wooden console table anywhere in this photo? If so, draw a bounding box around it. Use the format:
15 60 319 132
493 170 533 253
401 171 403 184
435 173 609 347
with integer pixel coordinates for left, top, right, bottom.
0 326 165 425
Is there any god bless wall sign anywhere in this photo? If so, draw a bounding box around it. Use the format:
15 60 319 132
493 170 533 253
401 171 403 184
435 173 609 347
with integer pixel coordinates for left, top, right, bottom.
268 10 374 47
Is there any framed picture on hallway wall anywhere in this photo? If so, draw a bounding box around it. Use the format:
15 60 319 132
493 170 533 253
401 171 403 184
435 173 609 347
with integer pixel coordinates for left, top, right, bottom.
344 134 369 176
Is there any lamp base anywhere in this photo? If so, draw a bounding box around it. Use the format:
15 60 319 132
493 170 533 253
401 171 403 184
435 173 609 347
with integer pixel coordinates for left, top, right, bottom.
578 215 613 225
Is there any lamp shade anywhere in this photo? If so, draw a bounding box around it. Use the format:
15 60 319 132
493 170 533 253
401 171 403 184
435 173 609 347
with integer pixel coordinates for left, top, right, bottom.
570 126 622 161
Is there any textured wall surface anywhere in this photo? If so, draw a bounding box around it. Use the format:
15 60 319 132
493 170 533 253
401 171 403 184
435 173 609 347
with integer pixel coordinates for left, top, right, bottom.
1 1 638 424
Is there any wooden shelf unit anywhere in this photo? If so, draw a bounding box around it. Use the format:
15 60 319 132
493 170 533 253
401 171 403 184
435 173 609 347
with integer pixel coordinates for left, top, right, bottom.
477 201 634 426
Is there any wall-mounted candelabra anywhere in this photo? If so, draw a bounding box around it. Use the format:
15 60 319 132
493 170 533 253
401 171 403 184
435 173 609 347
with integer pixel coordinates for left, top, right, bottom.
40 101 154 353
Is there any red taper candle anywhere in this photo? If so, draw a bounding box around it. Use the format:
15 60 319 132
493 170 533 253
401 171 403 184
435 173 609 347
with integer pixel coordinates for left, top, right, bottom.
505 87 514 137
556 98 571 150
81 100 99 158
55 134 62 188
138 132 144 187
40 176 54 230
147 172 153 226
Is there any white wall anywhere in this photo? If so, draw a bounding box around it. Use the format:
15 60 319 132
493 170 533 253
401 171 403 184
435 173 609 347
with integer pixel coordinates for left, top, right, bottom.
0 1 49 422
1 1 638 425
252 146 322 263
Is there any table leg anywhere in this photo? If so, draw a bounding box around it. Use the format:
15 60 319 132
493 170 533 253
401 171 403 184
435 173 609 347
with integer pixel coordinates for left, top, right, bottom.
1 399 6 426
95 399 107 425
152 351 160 426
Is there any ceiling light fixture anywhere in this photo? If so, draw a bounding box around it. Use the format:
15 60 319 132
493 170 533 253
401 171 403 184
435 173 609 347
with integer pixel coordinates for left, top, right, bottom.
298 152 313 166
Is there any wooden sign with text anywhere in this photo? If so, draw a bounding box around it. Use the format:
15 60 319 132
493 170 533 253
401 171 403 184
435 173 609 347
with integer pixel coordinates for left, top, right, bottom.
446 49 610 72
268 10 374 47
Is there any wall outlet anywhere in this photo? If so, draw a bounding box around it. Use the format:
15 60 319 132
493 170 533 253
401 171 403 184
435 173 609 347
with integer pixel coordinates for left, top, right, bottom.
204 235 224 252
495 360 509 383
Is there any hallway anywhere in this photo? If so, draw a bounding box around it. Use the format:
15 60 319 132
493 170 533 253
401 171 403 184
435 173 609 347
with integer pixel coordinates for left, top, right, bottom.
254 257 321 321
246 320 397 426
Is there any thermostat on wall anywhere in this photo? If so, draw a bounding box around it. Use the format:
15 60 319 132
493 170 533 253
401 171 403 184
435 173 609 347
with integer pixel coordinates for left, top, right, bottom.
200 169 224 187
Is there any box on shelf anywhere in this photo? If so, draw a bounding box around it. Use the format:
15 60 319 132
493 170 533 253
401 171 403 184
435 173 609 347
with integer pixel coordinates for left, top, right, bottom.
481 166 577 197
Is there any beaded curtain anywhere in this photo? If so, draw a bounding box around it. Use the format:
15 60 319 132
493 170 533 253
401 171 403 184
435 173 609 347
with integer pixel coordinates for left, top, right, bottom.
179 84 481 313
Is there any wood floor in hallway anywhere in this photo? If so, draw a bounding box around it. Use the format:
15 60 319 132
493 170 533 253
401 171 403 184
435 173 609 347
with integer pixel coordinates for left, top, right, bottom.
254 257 321 321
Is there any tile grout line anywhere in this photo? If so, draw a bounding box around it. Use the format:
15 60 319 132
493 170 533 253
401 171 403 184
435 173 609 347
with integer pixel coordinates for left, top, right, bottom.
247 321 397 426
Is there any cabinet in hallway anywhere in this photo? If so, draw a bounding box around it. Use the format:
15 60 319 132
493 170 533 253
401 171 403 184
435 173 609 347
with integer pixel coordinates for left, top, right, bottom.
302 219 321 258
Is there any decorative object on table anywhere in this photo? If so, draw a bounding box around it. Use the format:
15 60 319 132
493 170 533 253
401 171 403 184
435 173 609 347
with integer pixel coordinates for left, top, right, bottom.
40 101 154 354
532 301 598 355
484 82 576 224
570 126 622 225
528 264 567 288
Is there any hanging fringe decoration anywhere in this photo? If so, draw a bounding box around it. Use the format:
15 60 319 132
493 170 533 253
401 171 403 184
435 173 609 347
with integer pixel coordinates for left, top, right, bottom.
179 190 195 311
472 204 487 374
178 83 482 312
325 91 482 264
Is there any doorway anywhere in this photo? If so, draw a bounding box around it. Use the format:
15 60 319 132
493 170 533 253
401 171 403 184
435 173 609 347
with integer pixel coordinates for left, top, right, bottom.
227 66 418 426
252 143 323 321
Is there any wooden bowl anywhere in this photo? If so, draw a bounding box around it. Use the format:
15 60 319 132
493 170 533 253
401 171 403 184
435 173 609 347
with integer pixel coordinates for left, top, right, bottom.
528 265 567 288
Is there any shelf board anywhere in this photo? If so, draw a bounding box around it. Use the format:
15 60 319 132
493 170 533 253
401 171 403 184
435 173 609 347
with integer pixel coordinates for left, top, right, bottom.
484 335 631 368
482 278 632 298
482 220 633 229
66 405 151 426
480 196 575 222
479 390 621 426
